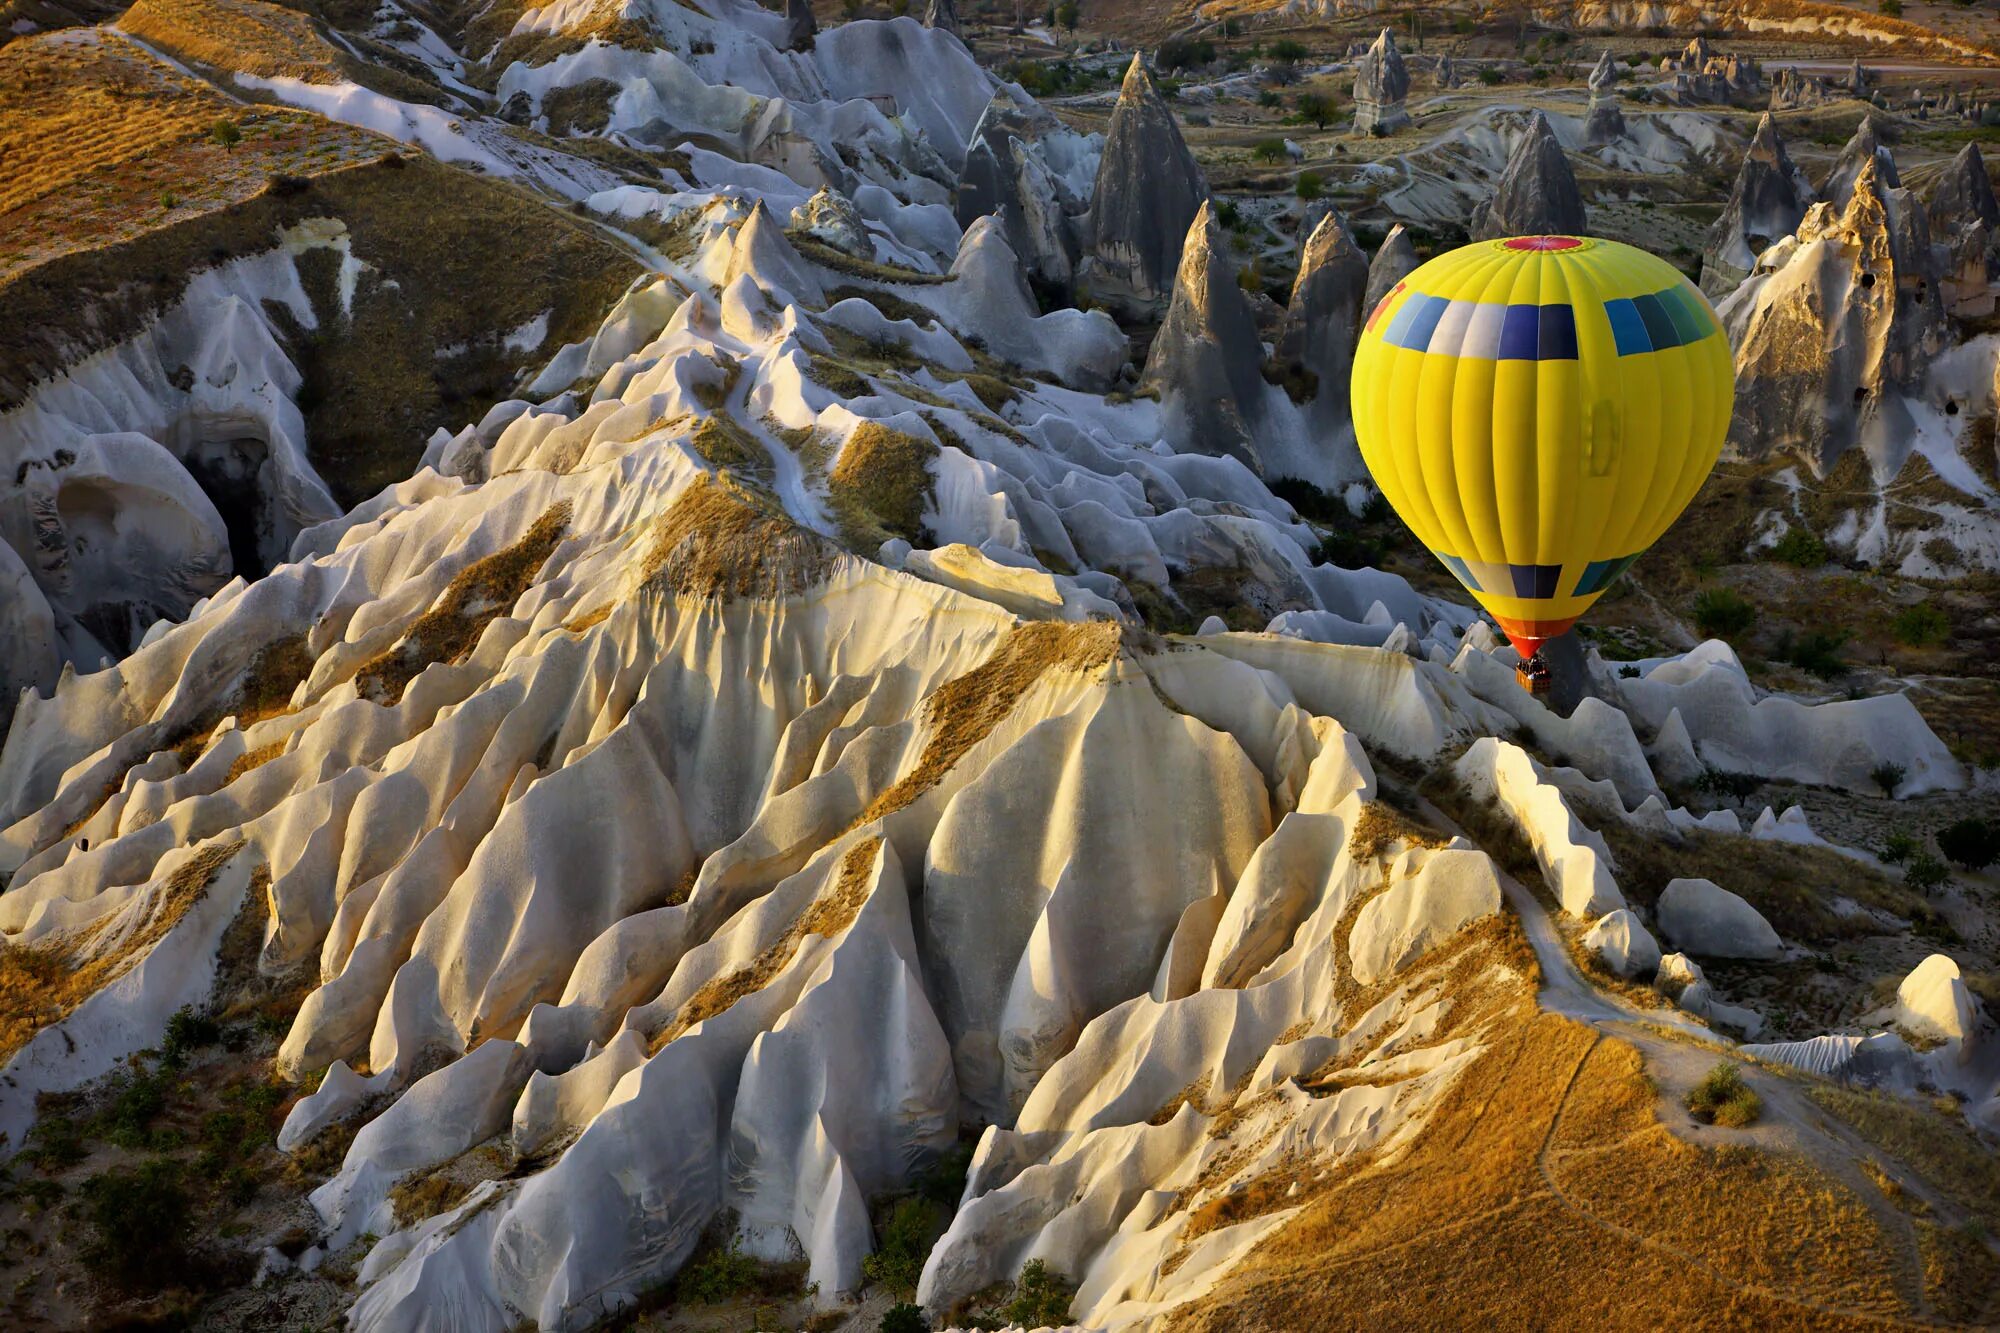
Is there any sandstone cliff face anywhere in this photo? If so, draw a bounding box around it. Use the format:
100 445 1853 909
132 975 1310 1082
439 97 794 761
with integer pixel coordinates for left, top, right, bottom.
1351 28 1411 136
1720 158 1950 475
1701 113 1814 296
1470 113 1586 240
1080 55 1209 309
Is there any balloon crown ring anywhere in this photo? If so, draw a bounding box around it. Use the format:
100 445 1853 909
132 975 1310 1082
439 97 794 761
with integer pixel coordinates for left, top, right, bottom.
1500 235 1590 252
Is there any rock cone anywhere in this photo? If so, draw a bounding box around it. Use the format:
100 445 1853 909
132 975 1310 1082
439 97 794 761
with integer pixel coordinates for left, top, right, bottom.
1701 113 1813 295
1080 56 1209 308
1471 113 1585 240
1352 28 1411 135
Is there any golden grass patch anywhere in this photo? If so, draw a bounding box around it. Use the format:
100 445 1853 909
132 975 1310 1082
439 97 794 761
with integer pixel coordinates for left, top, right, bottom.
353 502 570 704
852 621 1123 829
1806 1084 2000 1232
642 474 836 600
120 0 342 82
826 420 938 551
1168 1009 1931 1331
1345 801 1450 863
652 838 883 1052
0 840 245 1062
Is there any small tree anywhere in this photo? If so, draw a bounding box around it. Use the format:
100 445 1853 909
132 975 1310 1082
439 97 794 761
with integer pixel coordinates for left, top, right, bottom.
1878 0 1902 14
1891 602 1949 648
1270 37 1308 62
1003 1259 1075 1328
210 118 241 152
1295 91 1336 128
1691 587 1754 639
1252 137 1289 163
1769 526 1826 567
880 1305 927 1333
1937 817 1999 871
1054 0 1078 28
1294 170 1323 201
1257 88 1283 109
1870 761 1907 798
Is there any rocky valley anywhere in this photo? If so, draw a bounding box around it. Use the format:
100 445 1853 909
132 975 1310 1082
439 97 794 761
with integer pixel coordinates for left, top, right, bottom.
1 0 1998 1330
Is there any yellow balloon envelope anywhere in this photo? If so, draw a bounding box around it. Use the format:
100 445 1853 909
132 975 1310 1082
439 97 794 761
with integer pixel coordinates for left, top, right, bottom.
1350 235 1733 658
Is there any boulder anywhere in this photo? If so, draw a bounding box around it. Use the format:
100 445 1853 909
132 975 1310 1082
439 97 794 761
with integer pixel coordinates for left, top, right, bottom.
1276 209 1369 448
1582 909 1661 979
1140 202 1272 473
1470 113 1585 240
788 186 870 257
1351 28 1411 136
1080 56 1209 308
1348 848 1502 985
1655 877 1782 960
1362 222 1418 319
1655 950 1706 1003
1701 113 1813 296
1894 953 1979 1062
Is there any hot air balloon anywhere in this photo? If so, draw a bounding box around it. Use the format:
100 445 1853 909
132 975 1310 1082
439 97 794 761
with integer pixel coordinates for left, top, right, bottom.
1350 235 1732 676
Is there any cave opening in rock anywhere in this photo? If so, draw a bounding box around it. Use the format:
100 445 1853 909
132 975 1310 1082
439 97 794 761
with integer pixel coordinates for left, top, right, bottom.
179 432 275 579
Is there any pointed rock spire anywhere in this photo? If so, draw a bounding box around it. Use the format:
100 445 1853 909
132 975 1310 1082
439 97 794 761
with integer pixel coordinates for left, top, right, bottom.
1471 112 1585 240
1363 223 1418 320
1847 58 1866 95
1080 56 1209 308
1584 49 1625 146
957 94 1080 292
1140 202 1271 471
1277 209 1370 446
1823 116 1899 212
1352 28 1410 135
1929 143 1998 232
783 0 815 50
923 0 962 41
1701 113 1813 295
1434 53 1459 89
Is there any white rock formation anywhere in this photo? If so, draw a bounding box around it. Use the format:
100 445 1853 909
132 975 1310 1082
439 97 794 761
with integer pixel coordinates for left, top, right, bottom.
1348 847 1501 984
1452 737 1623 918
1895 954 1980 1062
1351 28 1411 136
1655 877 1783 960
1079 56 1209 307
1583 908 1661 979
1583 49 1625 147
1701 113 1813 296
1469 113 1586 241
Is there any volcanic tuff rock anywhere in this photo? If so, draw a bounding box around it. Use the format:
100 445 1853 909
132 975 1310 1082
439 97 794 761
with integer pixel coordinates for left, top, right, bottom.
789 186 870 257
1364 222 1419 318
1823 116 1900 212
923 0 961 41
1351 28 1411 136
1277 210 1370 450
1584 48 1625 147
1701 113 1815 296
1933 146 2000 317
1080 55 1209 307
956 93 1085 292
1719 158 1951 474
1141 202 1274 473
1769 66 1836 111
1434 52 1460 89
1470 112 1586 240
783 0 815 50
1930 143 1999 232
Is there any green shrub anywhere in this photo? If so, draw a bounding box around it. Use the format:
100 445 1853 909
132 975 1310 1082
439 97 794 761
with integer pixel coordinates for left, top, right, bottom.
1477 66 1504 85
1294 171 1323 201
1891 602 1949 648
880 1305 927 1333
1270 38 1308 61
1691 587 1754 639
210 118 241 151
1257 88 1283 108
97 1068 171 1150
1294 92 1336 128
1769 526 1827 567
1685 1061 1760 1128
1870 761 1907 798
1215 199 1241 228
1879 831 1917 863
1002 1259 1075 1328
1937 818 1998 871
862 1198 934 1296
1252 137 1288 163
676 1239 762 1303
1692 765 1760 802
1905 852 1951 893
82 1161 191 1290
160 1006 222 1069
1778 629 1847 679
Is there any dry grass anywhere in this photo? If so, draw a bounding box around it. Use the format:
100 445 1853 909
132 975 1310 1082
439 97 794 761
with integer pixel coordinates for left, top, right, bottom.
1590 817 1944 945
1345 801 1450 863
389 1168 471 1226
1806 1085 2000 1232
651 838 882 1052
785 230 954 285
0 30 380 287
641 474 836 600
1914 1220 2000 1325
120 0 341 82
851 622 1123 830
1169 1011 1933 1331
686 412 773 486
353 502 570 705
163 630 314 769
541 78 619 136
826 420 938 551
0 839 245 1062
223 740 287 784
